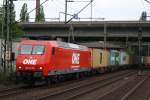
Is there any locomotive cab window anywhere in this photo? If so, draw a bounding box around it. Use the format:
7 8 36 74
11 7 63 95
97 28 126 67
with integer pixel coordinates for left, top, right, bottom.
20 45 32 54
32 45 44 54
20 45 44 54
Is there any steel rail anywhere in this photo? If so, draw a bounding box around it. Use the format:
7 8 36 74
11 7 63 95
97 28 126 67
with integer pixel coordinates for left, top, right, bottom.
37 71 136 100
121 76 149 100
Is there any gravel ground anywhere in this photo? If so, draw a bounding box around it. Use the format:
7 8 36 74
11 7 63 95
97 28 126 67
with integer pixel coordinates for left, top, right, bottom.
2 70 131 100
3 70 150 100
72 73 137 100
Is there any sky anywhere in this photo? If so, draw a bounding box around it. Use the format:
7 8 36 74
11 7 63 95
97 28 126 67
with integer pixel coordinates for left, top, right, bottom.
1 0 150 21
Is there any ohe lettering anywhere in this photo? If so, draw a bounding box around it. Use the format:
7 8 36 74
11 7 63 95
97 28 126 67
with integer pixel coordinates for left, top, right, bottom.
23 59 37 65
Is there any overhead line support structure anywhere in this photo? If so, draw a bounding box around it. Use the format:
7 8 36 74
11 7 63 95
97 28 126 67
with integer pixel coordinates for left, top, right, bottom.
65 0 94 43
1 0 13 74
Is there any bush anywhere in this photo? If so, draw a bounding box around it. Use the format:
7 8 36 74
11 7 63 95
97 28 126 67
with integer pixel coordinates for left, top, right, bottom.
0 72 16 84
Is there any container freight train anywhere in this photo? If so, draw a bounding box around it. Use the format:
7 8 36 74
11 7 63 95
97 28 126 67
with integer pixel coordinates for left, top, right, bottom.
16 40 131 83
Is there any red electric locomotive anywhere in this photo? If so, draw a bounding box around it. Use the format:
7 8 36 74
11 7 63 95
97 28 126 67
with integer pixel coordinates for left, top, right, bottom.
16 40 91 82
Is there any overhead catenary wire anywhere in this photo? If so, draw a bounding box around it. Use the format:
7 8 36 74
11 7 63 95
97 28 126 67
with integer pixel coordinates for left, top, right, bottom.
27 0 48 16
16 0 94 22
145 0 150 4
144 0 150 9
65 0 94 24
51 0 79 20
140 0 146 10
143 0 150 19
61 0 92 21
55 0 78 12
66 0 94 43
17 0 81 22
17 0 49 22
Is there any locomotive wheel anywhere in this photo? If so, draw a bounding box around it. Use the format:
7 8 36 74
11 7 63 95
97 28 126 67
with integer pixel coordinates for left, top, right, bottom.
53 75 60 83
75 73 80 79
46 77 52 85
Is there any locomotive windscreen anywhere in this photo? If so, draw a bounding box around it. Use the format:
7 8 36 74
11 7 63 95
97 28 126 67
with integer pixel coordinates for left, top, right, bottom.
20 45 44 55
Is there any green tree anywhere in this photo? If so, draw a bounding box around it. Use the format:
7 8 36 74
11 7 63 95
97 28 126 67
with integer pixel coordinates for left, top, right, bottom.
35 5 45 22
0 7 2 20
10 3 24 38
10 3 16 23
20 3 29 22
11 22 24 38
0 3 24 38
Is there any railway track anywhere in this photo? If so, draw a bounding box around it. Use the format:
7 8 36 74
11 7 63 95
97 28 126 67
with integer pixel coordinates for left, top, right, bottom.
120 75 150 100
0 84 49 99
36 70 136 100
120 76 149 100
0 70 136 100
95 70 150 100
2 70 150 100
0 85 31 99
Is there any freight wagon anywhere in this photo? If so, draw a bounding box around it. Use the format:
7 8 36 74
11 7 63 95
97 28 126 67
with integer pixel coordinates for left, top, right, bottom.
108 50 120 70
143 56 150 66
91 48 109 73
120 51 130 68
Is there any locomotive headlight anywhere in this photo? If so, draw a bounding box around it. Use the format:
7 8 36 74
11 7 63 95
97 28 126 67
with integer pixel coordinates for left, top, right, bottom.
19 66 22 69
39 67 43 70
